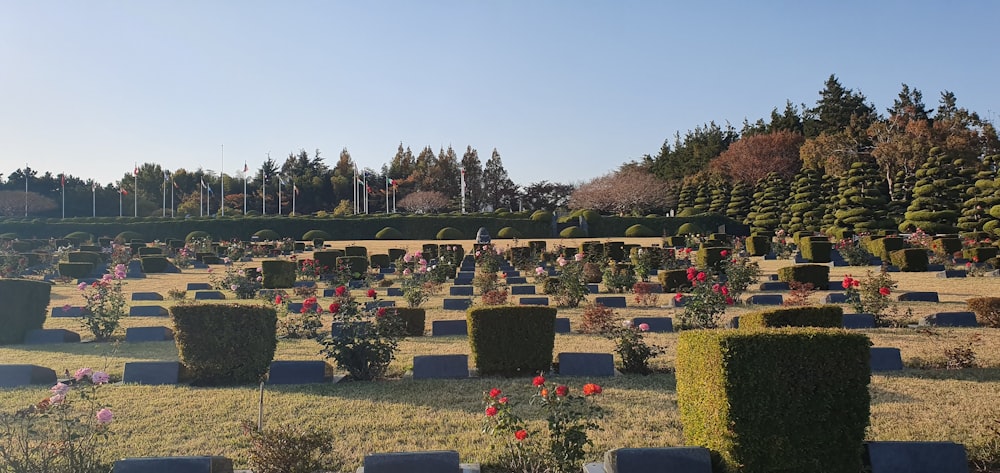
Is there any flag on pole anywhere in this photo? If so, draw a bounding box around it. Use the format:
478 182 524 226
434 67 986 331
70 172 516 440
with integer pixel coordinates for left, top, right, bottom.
61 174 65 188
92 180 97 191
293 184 299 195
120 188 128 196
207 187 214 195
243 162 249 173
163 171 169 182
173 180 180 189
133 164 139 176
201 178 207 189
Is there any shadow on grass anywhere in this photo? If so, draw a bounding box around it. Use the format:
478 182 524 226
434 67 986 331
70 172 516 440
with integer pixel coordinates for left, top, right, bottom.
1 340 179 362
874 367 1000 382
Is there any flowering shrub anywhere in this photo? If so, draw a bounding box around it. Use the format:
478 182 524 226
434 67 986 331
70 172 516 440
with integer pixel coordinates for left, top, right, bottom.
720 255 761 303
475 243 502 274
783 281 816 306
843 270 897 325
631 247 660 281
481 289 510 306
662 247 693 270
678 267 732 329
482 377 604 473
319 286 405 380
601 261 636 294
397 255 433 308
171 246 195 269
211 265 263 299
579 303 617 334
905 228 932 250
78 265 128 341
771 229 795 259
835 239 873 266
240 420 339 473
0 242 28 277
276 295 324 339
632 282 660 307
0 368 113 473
547 259 590 308
607 320 665 375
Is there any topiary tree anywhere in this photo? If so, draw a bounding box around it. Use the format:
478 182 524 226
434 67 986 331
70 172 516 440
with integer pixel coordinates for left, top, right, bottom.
832 160 892 235
375 227 404 239
708 180 731 215
254 229 282 241
786 168 827 234
302 229 332 241
726 181 752 224
624 224 656 237
958 161 997 232
436 227 464 240
675 181 697 216
899 153 970 234
496 227 523 238
748 172 789 235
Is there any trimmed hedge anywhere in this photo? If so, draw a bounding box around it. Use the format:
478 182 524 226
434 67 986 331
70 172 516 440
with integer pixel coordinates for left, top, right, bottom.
171 304 277 385
559 226 586 238
185 230 211 242
261 260 296 288
624 224 656 237
301 229 332 241
344 246 368 258
530 210 553 222
739 305 843 329
746 236 771 256
658 269 689 292
676 328 870 473
436 227 464 240
467 306 556 377
68 251 103 265
140 256 169 273
866 236 904 260
967 297 1000 328
696 245 730 270
313 250 344 271
59 262 94 278
64 231 94 244
800 240 833 263
115 231 143 243
391 307 426 336
890 248 928 272
337 256 369 278
496 226 523 239
676 222 701 235
375 227 404 239
777 264 830 289
254 229 281 241
932 237 962 256
0 279 51 344
964 246 998 262
369 254 391 269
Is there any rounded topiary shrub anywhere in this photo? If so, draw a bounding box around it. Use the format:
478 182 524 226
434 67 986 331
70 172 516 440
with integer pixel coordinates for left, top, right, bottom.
570 209 601 223
530 210 553 222
467 306 556 377
0 232 17 240
68 251 103 265
375 227 404 239
625 224 656 237
497 227 523 239
676 222 702 235
115 231 144 243
0 279 51 344
658 269 690 292
254 229 281 241
185 230 211 243
171 304 277 386
302 229 332 241
559 226 587 238
777 264 830 289
436 227 464 240
64 231 94 244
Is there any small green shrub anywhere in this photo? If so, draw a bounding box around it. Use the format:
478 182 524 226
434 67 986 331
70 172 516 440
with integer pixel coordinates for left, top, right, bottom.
739 305 843 329
777 264 830 289
115 231 144 243
375 227 404 239
0 279 51 344
657 269 688 292
171 304 277 385
530 210 553 222
254 229 281 241
890 248 929 272
800 240 833 263
185 230 211 242
496 226 523 238
676 328 870 473
261 260 296 288
64 231 94 244
746 236 771 256
391 308 426 336
467 306 556 377
676 222 701 235
140 256 169 273
559 226 586 238
344 246 368 258
624 224 656 237
964 246 999 262
59 262 94 279
695 245 730 270
336 256 369 278
436 227 465 240
301 230 332 241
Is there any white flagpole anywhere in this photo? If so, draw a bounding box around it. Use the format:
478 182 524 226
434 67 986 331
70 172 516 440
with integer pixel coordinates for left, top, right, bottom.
200 177 204 217
92 180 96 217
461 167 466 214
385 177 389 215
262 171 266 216
133 162 138 217
243 162 248 215
220 145 225 217
292 180 296 216
171 177 175 217
353 166 358 215
162 170 167 217
364 173 368 214
24 164 28 217
278 176 282 216
61 174 65 219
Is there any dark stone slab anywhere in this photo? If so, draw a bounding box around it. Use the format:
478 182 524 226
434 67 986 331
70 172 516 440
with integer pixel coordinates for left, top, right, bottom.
926 264 946 272
554 317 571 333
505 276 527 285
24 328 80 344
587 284 600 294
348 279 368 288
322 288 338 297
870 347 903 372
763 253 777 260
519 297 549 306
594 296 627 308
51 306 85 317
365 300 396 311
759 281 789 291
746 294 783 305
432 319 468 336
668 295 687 308
412 355 469 380
379 267 396 274
131 291 163 301
865 441 968 473
885 265 900 272
768 274 779 281
794 254 807 263
897 291 939 302
558 352 615 377
922 312 978 327
600 447 712 473
331 321 372 338
386 287 403 297
190 261 208 269
510 285 536 295
726 316 740 329
442 298 472 311
129 305 168 317
0 365 57 387
293 280 316 288
843 314 876 329
869 257 883 266
194 291 226 300
453 277 473 286
450 286 474 296
503 271 521 278
826 281 842 290
186 282 212 291
936 270 967 278
122 361 180 385
113 456 234 473
287 302 303 313
631 317 673 333
456 271 475 280
823 292 849 304
363 450 461 473
267 360 329 384
833 259 850 267
125 326 174 342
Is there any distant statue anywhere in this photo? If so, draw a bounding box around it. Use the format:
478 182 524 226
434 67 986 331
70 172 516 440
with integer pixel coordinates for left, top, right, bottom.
475 227 491 244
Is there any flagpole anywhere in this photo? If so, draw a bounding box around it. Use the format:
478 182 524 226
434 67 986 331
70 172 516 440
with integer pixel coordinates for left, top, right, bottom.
200 176 204 217
461 167 466 214
385 177 389 215
171 177 175 218
220 145 225 217
133 162 138 217
61 174 65 219
119 187 123 217
162 170 167 217
353 165 358 215
91 180 96 217
364 173 368 214
262 170 266 216
243 162 248 215
24 164 28 217
278 177 282 216
292 181 296 216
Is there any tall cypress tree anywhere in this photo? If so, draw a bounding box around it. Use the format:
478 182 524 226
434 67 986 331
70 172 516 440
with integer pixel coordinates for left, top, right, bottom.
482 149 517 211
675 181 697 216
460 146 484 212
708 181 731 215
900 153 965 234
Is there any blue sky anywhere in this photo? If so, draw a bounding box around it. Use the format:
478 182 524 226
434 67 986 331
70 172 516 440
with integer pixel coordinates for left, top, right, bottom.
1 1 997 188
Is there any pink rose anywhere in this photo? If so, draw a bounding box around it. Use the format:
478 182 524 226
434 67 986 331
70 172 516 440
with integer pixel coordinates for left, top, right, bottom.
574 253 584 262
96 408 113 424
535 267 545 275
51 382 70 396
49 393 66 405
639 323 650 331
74 367 93 381
91 371 110 384
557 257 567 267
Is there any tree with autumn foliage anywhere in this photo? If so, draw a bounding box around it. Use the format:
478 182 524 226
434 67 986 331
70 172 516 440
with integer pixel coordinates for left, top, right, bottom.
710 130 804 184
569 168 670 216
398 190 450 213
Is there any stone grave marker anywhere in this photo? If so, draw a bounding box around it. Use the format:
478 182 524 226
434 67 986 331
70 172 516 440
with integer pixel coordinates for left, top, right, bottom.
746 294 783 305
432 320 468 336
865 441 968 473
386 287 404 297
759 281 790 291
922 312 978 327
450 286 474 296
122 361 180 385
594 296 627 308
412 355 469 380
519 297 549 306
194 291 226 300
129 305 168 317
186 282 212 291
24 329 80 344
842 314 876 329
505 276 527 284
131 292 164 301
583 447 712 473
870 347 903 372
0 365 57 388
51 306 85 318
442 299 472 311
557 352 615 377
554 317 571 333
125 326 174 342
823 293 849 304
936 270 967 278
114 456 234 473
587 284 600 294
267 361 329 384
365 300 396 311
360 450 475 473
631 317 673 333
896 291 939 302
510 285 536 295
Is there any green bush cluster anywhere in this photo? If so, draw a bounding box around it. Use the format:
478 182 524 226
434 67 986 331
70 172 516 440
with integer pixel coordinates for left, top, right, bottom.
436 227 464 240
140 256 169 273
657 269 689 292
301 229 331 241
800 240 833 263
745 236 771 256
559 226 586 238
932 236 962 256
467 306 556 377
624 224 656 237
695 245 730 270
0 279 51 344
116 230 143 243
64 231 94 244
375 227 403 239
964 246 999 262
313 250 344 270
254 229 282 240
739 305 843 329
863 236 904 260
890 248 929 272
676 328 870 473
776 264 830 289
261 260 296 288
171 304 277 385
68 251 103 265
496 226 522 238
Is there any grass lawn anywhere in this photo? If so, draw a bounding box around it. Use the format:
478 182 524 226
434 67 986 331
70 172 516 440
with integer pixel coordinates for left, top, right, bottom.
1 237 999 470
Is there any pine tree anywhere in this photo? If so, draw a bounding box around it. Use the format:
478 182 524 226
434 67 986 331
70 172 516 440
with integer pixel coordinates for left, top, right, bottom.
748 173 789 234
482 149 517 211
726 181 752 223
460 146 484 212
833 160 892 234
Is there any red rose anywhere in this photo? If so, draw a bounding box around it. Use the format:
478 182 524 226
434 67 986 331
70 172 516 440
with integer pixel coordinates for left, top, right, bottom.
582 383 602 396
485 406 498 417
489 388 501 399
532 375 545 387
274 295 283 304
842 277 852 289
335 286 346 296
377 307 387 317
674 293 683 302
498 396 508 404
879 287 890 296
720 250 728 257
367 288 377 298
555 385 568 397
514 429 528 440
328 303 340 313
696 272 706 282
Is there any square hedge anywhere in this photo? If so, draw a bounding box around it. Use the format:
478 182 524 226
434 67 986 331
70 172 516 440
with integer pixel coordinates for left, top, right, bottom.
676 329 870 473
776 264 829 289
890 249 929 272
467 306 556 377
739 305 843 329
800 240 833 263
171 304 277 385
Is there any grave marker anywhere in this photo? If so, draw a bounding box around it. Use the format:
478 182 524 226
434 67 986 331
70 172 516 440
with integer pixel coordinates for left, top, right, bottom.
450 286 474 296
125 326 174 342
870 347 903 372
922 312 978 327
896 292 939 303
24 329 80 344
412 355 469 380
51 306 85 318
557 352 615 377
442 299 472 311
122 361 180 385
131 292 164 301
194 291 226 300
583 447 713 473
510 285 536 295
842 314 876 329
432 320 468 336
865 441 968 473
554 317 571 333
268 361 329 384
186 282 212 291
0 365 57 388
746 294 783 305
594 296 627 308
129 305 169 317
631 317 673 333
519 297 549 306
113 456 234 473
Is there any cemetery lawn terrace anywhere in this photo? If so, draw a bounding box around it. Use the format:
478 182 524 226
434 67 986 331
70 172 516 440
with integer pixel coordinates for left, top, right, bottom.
1 237 999 471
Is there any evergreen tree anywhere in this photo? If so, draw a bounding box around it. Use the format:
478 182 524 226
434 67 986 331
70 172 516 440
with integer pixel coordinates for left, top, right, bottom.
643 122 738 181
482 148 517 211
387 144 415 185
413 146 438 191
691 182 711 214
785 168 826 233
748 173 789 234
708 180 731 215
461 146 484 212
675 181 697 216
431 146 462 203
833 160 892 234
804 74 877 138
958 161 998 232
900 153 966 234
726 181 752 223
819 172 839 231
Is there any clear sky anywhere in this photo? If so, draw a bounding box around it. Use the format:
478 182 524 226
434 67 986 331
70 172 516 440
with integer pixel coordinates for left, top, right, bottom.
2 1 997 188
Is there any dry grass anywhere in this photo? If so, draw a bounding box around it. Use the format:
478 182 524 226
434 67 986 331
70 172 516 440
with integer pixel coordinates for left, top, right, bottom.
2 238 1000 469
